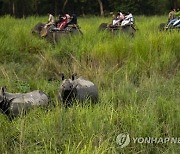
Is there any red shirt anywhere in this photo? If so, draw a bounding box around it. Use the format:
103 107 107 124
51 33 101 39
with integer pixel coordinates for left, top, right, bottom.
57 17 67 30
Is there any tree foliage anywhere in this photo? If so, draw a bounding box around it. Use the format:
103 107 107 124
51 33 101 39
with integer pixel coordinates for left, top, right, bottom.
0 0 179 17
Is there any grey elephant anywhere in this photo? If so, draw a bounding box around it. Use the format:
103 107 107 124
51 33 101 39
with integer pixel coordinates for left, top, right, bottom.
98 22 136 37
32 22 83 44
0 87 49 118
58 74 98 107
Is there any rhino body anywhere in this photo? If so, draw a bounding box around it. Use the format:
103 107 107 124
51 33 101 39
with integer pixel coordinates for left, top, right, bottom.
0 88 49 117
72 78 98 102
58 75 98 107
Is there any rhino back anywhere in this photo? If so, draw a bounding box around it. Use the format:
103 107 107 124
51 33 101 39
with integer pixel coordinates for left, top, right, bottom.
5 92 22 100
8 90 49 116
7 90 48 104
73 78 98 102
23 90 49 105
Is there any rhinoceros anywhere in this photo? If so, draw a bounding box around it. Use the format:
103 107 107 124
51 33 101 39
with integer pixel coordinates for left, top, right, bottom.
58 73 98 107
0 87 49 118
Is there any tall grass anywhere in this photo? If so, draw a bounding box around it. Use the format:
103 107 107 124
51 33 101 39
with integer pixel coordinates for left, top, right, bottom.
0 15 179 153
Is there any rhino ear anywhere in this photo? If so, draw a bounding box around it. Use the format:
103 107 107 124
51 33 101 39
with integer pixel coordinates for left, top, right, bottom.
72 73 77 80
60 73 65 81
0 86 6 96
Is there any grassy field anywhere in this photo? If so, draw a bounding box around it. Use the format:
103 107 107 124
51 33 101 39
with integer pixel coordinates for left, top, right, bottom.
0 15 179 154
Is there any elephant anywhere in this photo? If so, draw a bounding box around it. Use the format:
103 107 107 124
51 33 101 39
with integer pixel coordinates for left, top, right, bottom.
32 22 83 43
98 23 136 37
158 22 180 31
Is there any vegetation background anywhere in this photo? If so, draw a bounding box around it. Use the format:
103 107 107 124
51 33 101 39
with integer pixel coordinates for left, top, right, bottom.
0 15 179 153
0 0 180 17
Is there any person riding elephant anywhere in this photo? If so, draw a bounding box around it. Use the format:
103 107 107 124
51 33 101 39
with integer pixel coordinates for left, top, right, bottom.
56 14 71 30
55 14 64 27
166 8 180 29
67 14 77 25
121 13 134 27
44 13 55 28
172 9 180 27
112 11 125 26
168 8 176 22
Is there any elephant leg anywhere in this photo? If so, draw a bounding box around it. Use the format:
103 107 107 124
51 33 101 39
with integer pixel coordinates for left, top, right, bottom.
53 32 57 44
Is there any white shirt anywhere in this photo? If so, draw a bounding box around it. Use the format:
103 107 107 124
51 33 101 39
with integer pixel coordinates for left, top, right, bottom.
48 14 55 23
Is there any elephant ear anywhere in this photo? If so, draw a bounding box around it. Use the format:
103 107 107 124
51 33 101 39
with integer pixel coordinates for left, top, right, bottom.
40 27 48 37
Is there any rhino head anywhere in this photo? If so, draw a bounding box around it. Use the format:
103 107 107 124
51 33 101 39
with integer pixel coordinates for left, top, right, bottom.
0 87 11 114
60 73 78 104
